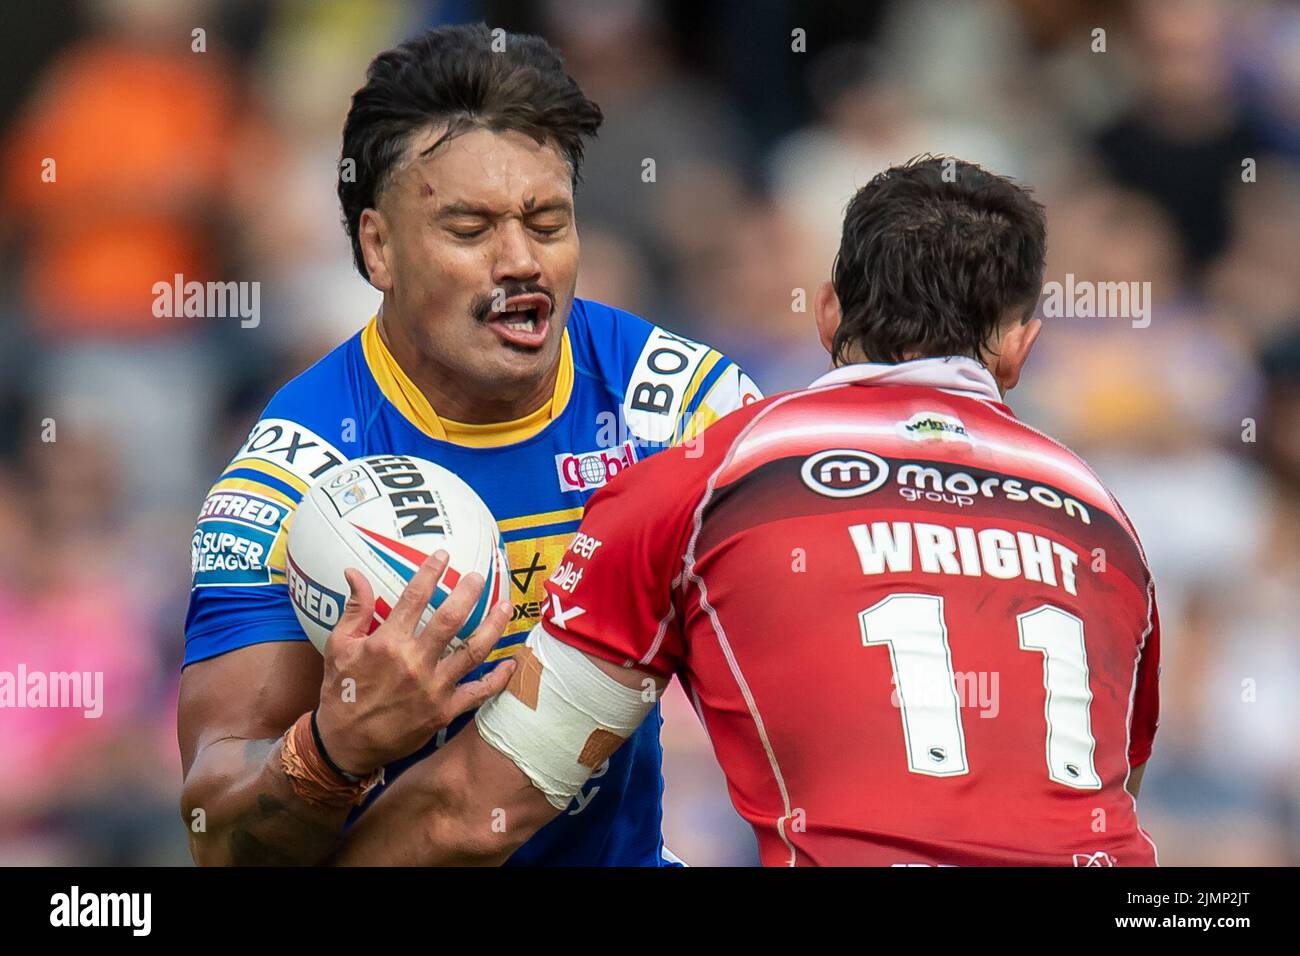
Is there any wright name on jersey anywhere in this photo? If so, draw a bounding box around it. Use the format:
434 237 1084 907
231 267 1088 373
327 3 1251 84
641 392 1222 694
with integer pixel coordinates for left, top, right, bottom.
184 297 760 866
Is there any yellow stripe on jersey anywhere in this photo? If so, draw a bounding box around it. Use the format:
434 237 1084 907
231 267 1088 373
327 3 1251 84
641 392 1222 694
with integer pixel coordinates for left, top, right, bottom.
442 398 551 447
267 514 293 574
497 506 585 534
487 642 526 662
222 456 311 495
361 316 441 437
680 401 721 443
208 475 299 511
440 333 573 446
673 349 724 442
361 316 575 447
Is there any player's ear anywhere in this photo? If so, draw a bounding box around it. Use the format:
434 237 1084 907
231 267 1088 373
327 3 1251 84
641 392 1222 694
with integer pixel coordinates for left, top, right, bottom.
990 313 1042 393
359 208 393 291
814 281 841 359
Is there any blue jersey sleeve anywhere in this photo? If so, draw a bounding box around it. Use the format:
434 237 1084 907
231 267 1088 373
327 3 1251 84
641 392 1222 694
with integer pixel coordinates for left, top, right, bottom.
183 351 356 667
185 583 308 666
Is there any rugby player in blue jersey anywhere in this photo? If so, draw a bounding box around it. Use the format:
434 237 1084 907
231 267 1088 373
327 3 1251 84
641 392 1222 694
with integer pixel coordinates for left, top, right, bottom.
177 23 759 866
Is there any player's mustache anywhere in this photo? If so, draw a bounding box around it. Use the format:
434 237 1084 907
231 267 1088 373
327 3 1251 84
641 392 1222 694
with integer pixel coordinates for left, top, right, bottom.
470 282 555 324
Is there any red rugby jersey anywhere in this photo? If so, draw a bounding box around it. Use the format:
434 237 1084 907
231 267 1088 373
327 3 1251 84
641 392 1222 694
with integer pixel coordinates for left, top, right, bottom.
540 357 1160 866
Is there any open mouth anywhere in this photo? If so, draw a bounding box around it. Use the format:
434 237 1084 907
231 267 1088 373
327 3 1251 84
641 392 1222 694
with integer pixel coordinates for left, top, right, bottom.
488 293 552 349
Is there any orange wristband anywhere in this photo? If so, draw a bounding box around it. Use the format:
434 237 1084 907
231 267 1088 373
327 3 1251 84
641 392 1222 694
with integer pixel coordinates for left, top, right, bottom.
280 712 384 808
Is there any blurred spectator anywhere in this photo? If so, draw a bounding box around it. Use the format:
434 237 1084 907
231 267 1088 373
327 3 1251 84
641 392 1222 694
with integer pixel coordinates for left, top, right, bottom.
0 434 177 864
1207 164 1300 346
678 198 830 392
1139 328 1300 864
769 45 942 283
0 0 259 510
1093 0 1266 269
2 0 242 337
544 0 748 294
226 0 404 352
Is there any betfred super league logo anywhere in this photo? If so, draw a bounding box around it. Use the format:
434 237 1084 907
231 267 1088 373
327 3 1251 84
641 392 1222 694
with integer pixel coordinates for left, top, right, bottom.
555 442 638 492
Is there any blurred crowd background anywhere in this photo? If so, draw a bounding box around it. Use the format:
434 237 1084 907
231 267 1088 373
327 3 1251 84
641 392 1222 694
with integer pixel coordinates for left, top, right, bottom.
1 0 1298 866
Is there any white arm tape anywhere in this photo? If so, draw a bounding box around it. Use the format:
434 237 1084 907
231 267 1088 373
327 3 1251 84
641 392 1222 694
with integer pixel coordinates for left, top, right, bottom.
474 625 656 810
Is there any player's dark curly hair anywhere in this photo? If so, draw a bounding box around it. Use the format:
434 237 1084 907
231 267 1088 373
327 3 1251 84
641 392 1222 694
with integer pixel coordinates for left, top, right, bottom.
338 23 603 280
830 155 1047 365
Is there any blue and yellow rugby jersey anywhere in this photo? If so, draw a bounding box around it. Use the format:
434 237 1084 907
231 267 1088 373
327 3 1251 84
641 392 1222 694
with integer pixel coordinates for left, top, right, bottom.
184 297 760 866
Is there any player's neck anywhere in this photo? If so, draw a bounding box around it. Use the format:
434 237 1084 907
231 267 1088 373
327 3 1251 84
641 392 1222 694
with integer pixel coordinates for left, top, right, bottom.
832 350 1010 399
377 314 558 425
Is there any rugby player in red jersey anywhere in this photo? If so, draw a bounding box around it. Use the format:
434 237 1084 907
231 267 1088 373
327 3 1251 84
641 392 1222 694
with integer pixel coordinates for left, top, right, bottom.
337 156 1160 867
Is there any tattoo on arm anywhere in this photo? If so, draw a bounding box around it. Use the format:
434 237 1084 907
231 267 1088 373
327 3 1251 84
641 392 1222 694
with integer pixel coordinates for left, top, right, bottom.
189 736 351 866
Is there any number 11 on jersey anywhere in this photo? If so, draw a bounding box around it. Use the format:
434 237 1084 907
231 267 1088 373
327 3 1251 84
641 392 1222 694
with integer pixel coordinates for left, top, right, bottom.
859 593 1101 789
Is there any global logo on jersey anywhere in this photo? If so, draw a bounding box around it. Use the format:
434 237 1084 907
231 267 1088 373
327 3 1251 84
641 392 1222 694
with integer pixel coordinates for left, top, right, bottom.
800 449 890 498
897 412 970 443
556 442 638 492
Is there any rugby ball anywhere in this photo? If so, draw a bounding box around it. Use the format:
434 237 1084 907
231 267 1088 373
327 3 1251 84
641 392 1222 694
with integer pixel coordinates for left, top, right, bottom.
285 454 509 654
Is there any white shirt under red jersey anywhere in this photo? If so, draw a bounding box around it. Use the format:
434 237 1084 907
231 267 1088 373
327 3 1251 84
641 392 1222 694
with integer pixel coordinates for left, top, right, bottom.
541 357 1160 866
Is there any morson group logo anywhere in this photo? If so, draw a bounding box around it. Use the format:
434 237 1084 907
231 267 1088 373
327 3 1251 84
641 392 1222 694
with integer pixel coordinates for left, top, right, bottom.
800 449 890 498
556 441 639 492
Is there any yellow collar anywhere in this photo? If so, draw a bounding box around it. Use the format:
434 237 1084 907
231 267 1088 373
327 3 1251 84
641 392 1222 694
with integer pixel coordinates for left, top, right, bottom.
360 316 574 447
